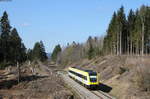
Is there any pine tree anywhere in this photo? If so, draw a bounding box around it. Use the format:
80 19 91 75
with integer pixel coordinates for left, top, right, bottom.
40 41 48 61
33 42 41 60
32 41 47 61
87 36 95 59
145 7 150 54
103 6 127 55
132 10 142 54
51 44 62 62
0 11 11 62
139 5 147 55
9 28 21 62
0 11 27 68
87 43 94 60
127 9 136 54
116 6 127 54
27 49 33 61
20 43 27 62
9 28 26 63
1 11 11 37
104 12 118 54
0 38 3 62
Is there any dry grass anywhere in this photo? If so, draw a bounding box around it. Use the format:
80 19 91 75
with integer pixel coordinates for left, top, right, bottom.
0 62 73 99
68 55 150 99
134 65 150 92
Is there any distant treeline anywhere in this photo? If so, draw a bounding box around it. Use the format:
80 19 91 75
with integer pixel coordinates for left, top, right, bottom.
0 11 47 69
51 36 104 65
51 5 150 65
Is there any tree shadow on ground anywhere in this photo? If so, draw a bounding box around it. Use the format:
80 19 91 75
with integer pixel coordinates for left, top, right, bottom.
0 75 48 89
92 83 112 93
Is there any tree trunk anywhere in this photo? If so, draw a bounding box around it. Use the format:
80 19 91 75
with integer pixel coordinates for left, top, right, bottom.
141 19 144 56
113 42 116 54
130 40 133 55
117 32 119 55
120 30 122 55
127 37 129 55
136 42 139 55
145 45 147 56
17 62 20 83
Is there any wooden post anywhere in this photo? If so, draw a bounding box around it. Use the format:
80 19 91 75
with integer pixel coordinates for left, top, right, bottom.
17 62 20 83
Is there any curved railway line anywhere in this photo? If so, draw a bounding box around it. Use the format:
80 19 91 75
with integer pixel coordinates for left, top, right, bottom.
58 71 116 99
41 63 116 99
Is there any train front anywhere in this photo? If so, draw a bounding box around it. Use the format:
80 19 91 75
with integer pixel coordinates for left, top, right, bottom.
88 71 99 89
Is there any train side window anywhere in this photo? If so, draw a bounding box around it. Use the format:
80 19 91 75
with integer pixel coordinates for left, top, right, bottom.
84 76 87 80
69 70 87 80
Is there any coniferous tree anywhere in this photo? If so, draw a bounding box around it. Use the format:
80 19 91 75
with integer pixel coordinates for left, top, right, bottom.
32 41 47 61
116 6 127 54
0 11 27 68
51 44 62 62
87 43 94 60
132 10 142 54
9 28 23 63
127 9 136 54
145 7 150 54
40 41 48 61
8 28 27 63
0 38 3 62
86 36 94 59
20 43 27 62
139 5 147 55
103 12 118 54
0 11 11 63
27 49 33 61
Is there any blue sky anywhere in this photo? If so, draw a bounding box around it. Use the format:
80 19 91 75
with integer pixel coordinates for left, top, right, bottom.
0 0 150 52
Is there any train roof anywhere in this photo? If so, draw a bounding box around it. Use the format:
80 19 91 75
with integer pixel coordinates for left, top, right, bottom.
71 67 97 75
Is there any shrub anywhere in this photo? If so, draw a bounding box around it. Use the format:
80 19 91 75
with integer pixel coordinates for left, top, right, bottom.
119 67 128 75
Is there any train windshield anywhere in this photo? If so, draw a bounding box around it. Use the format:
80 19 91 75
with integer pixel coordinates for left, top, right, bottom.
89 72 97 82
90 77 97 82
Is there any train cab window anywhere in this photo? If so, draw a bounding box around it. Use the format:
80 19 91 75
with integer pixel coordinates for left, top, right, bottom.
89 72 97 82
90 78 97 82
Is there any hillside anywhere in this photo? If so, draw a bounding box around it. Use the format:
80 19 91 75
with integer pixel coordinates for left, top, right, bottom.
66 55 150 99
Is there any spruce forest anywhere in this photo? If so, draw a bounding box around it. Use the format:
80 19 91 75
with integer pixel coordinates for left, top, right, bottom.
103 5 150 55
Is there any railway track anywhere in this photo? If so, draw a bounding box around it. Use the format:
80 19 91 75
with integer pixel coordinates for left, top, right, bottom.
58 71 116 99
37 63 115 99
91 91 115 99
91 91 103 99
98 90 115 99
61 74 100 99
